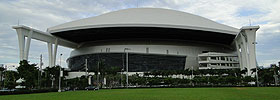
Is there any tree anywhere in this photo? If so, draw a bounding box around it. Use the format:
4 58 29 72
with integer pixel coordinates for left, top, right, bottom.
147 77 161 86
258 68 274 86
17 60 38 89
0 67 5 89
242 76 255 84
43 65 65 88
4 70 19 89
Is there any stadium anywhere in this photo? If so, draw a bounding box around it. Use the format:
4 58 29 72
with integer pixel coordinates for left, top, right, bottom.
13 8 259 76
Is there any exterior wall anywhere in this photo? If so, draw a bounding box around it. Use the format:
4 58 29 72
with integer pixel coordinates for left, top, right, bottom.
198 52 239 69
69 40 236 70
66 72 95 79
68 53 186 72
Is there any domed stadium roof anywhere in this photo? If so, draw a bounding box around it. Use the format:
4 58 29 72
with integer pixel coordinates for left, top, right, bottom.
47 8 239 34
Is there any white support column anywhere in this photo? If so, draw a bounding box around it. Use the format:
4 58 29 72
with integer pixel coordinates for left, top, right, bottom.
48 43 53 67
23 30 33 60
16 29 25 61
53 38 58 66
235 26 259 76
47 38 59 67
13 25 78 68
240 33 251 75
242 26 259 74
235 41 243 69
16 28 33 61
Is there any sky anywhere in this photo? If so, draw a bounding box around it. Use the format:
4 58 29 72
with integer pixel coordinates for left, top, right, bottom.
0 0 279 69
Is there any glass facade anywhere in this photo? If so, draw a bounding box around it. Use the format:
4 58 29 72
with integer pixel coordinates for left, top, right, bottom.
68 53 186 72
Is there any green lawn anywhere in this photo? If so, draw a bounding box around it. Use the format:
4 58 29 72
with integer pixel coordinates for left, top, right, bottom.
1 87 280 100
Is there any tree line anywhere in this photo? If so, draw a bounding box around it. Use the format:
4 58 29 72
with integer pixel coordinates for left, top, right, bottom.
0 60 279 90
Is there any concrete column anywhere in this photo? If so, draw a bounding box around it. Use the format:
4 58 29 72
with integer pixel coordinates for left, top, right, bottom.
48 43 53 67
242 26 259 74
47 38 59 67
16 29 25 61
235 40 244 70
53 38 58 66
235 26 259 76
23 30 33 60
16 29 33 61
240 32 251 74
184 57 188 70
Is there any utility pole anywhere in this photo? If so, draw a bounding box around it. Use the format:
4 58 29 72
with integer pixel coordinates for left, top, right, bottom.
58 54 62 92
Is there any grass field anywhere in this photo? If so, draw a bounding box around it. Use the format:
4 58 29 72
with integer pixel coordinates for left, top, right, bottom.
0 87 280 100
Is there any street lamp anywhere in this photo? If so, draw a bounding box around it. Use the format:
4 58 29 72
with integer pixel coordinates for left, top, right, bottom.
38 54 42 89
121 68 124 87
124 48 131 88
252 42 259 87
58 54 63 92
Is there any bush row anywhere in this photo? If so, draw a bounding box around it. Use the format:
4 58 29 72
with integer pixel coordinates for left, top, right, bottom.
0 89 57 95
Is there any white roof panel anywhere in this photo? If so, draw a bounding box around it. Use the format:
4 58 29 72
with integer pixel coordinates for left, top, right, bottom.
48 8 239 35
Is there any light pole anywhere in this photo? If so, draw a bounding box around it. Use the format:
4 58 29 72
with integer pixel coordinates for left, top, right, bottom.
191 66 194 79
85 59 88 78
191 66 194 86
97 61 99 88
120 68 124 87
252 42 259 87
124 48 131 88
38 54 42 89
58 54 62 92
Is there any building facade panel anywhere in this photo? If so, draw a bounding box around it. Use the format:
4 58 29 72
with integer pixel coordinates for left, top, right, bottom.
68 53 186 72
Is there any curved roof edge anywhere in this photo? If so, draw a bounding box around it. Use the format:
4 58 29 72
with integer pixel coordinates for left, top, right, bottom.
48 8 240 35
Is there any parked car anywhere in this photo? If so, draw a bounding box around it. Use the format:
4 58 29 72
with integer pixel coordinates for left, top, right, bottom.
85 86 99 90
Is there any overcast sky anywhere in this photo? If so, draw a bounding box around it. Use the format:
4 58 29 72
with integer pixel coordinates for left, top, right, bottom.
0 0 279 69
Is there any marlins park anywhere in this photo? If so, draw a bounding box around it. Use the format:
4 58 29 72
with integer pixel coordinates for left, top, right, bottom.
13 8 259 77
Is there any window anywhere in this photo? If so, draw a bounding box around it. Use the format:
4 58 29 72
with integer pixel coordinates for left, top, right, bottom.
221 57 225 60
200 57 207 61
106 48 110 52
228 57 232 61
146 48 149 53
210 63 217 66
